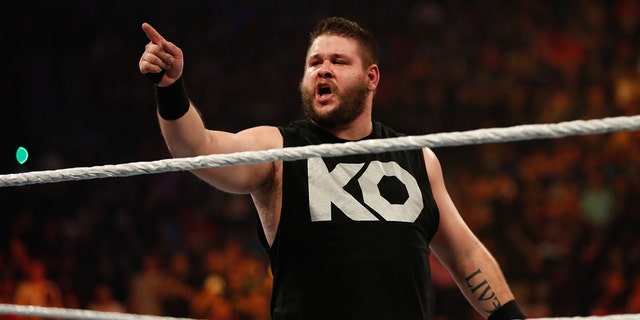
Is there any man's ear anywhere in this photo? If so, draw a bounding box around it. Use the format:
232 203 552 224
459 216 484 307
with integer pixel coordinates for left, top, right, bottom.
367 64 380 91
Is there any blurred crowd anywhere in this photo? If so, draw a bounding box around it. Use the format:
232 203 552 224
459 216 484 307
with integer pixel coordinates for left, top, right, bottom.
1 0 640 319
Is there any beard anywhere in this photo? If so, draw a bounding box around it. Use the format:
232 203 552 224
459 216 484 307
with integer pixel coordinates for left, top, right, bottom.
299 79 369 129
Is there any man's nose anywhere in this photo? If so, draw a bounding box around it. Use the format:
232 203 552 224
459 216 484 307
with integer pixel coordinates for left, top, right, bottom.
317 61 334 78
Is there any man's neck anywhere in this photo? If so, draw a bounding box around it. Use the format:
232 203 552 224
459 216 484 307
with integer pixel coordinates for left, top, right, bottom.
317 114 373 141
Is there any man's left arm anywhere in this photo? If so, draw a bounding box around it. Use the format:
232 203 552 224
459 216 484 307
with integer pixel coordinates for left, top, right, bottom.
423 148 526 319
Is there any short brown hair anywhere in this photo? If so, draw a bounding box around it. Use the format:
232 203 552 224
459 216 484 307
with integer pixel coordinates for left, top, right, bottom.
309 17 378 67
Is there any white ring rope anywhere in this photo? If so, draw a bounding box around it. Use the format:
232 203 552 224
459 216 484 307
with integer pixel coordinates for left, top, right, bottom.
1 115 639 188
0 304 638 320
0 304 200 320
2 116 640 317
535 316 640 320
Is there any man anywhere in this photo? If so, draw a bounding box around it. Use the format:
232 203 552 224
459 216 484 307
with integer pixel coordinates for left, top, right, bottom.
139 17 526 320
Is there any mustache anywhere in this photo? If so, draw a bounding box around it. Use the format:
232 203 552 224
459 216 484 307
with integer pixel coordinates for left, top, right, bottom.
299 79 337 93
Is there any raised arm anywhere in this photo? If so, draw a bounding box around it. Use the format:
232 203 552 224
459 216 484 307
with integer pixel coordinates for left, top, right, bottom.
138 23 282 194
424 148 525 319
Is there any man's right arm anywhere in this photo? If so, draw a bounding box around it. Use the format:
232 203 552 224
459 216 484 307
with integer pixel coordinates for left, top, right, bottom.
159 106 282 194
139 23 282 194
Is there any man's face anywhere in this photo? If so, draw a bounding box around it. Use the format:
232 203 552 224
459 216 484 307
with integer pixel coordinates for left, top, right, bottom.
299 35 372 129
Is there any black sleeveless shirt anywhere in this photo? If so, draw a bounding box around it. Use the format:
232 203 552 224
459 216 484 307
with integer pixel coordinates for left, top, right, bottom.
258 119 440 320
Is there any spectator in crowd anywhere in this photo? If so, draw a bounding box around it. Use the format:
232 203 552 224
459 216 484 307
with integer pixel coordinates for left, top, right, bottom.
13 259 63 311
87 283 126 313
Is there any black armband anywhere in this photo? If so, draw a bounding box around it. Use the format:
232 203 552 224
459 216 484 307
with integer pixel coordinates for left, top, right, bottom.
155 76 190 120
488 300 526 320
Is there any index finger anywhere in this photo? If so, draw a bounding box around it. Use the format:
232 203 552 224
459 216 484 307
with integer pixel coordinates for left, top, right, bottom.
141 22 165 44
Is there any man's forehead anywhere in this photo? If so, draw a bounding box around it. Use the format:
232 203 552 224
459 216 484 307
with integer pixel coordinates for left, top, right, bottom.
307 35 360 57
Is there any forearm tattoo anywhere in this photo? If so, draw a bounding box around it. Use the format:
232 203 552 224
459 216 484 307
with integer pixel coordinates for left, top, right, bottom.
464 268 502 313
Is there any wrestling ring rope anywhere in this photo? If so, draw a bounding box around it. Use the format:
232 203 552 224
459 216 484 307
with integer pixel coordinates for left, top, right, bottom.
0 303 639 320
0 304 197 320
1 115 640 188
2 115 640 320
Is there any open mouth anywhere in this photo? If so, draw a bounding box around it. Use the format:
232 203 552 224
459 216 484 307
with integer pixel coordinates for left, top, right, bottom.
317 84 333 101
318 85 332 95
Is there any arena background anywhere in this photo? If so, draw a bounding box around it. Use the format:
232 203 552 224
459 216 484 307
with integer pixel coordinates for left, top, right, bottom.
1 1 639 319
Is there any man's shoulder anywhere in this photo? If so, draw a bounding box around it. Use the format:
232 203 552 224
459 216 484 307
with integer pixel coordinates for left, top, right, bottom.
278 119 318 139
372 120 406 138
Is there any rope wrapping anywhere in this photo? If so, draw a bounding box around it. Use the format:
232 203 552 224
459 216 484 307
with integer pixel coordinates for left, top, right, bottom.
2 115 639 188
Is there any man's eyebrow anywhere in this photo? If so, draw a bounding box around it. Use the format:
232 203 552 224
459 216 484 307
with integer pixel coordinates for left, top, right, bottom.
308 53 349 60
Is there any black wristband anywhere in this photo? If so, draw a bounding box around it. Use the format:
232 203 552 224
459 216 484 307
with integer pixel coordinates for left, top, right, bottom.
145 70 165 84
155 76 190 120
488 300 526 320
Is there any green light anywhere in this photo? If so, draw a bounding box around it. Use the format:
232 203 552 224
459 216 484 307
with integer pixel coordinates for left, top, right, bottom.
16 146 29 164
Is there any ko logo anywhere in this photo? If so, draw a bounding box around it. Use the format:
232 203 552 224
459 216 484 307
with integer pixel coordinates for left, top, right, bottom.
308 158 423 222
